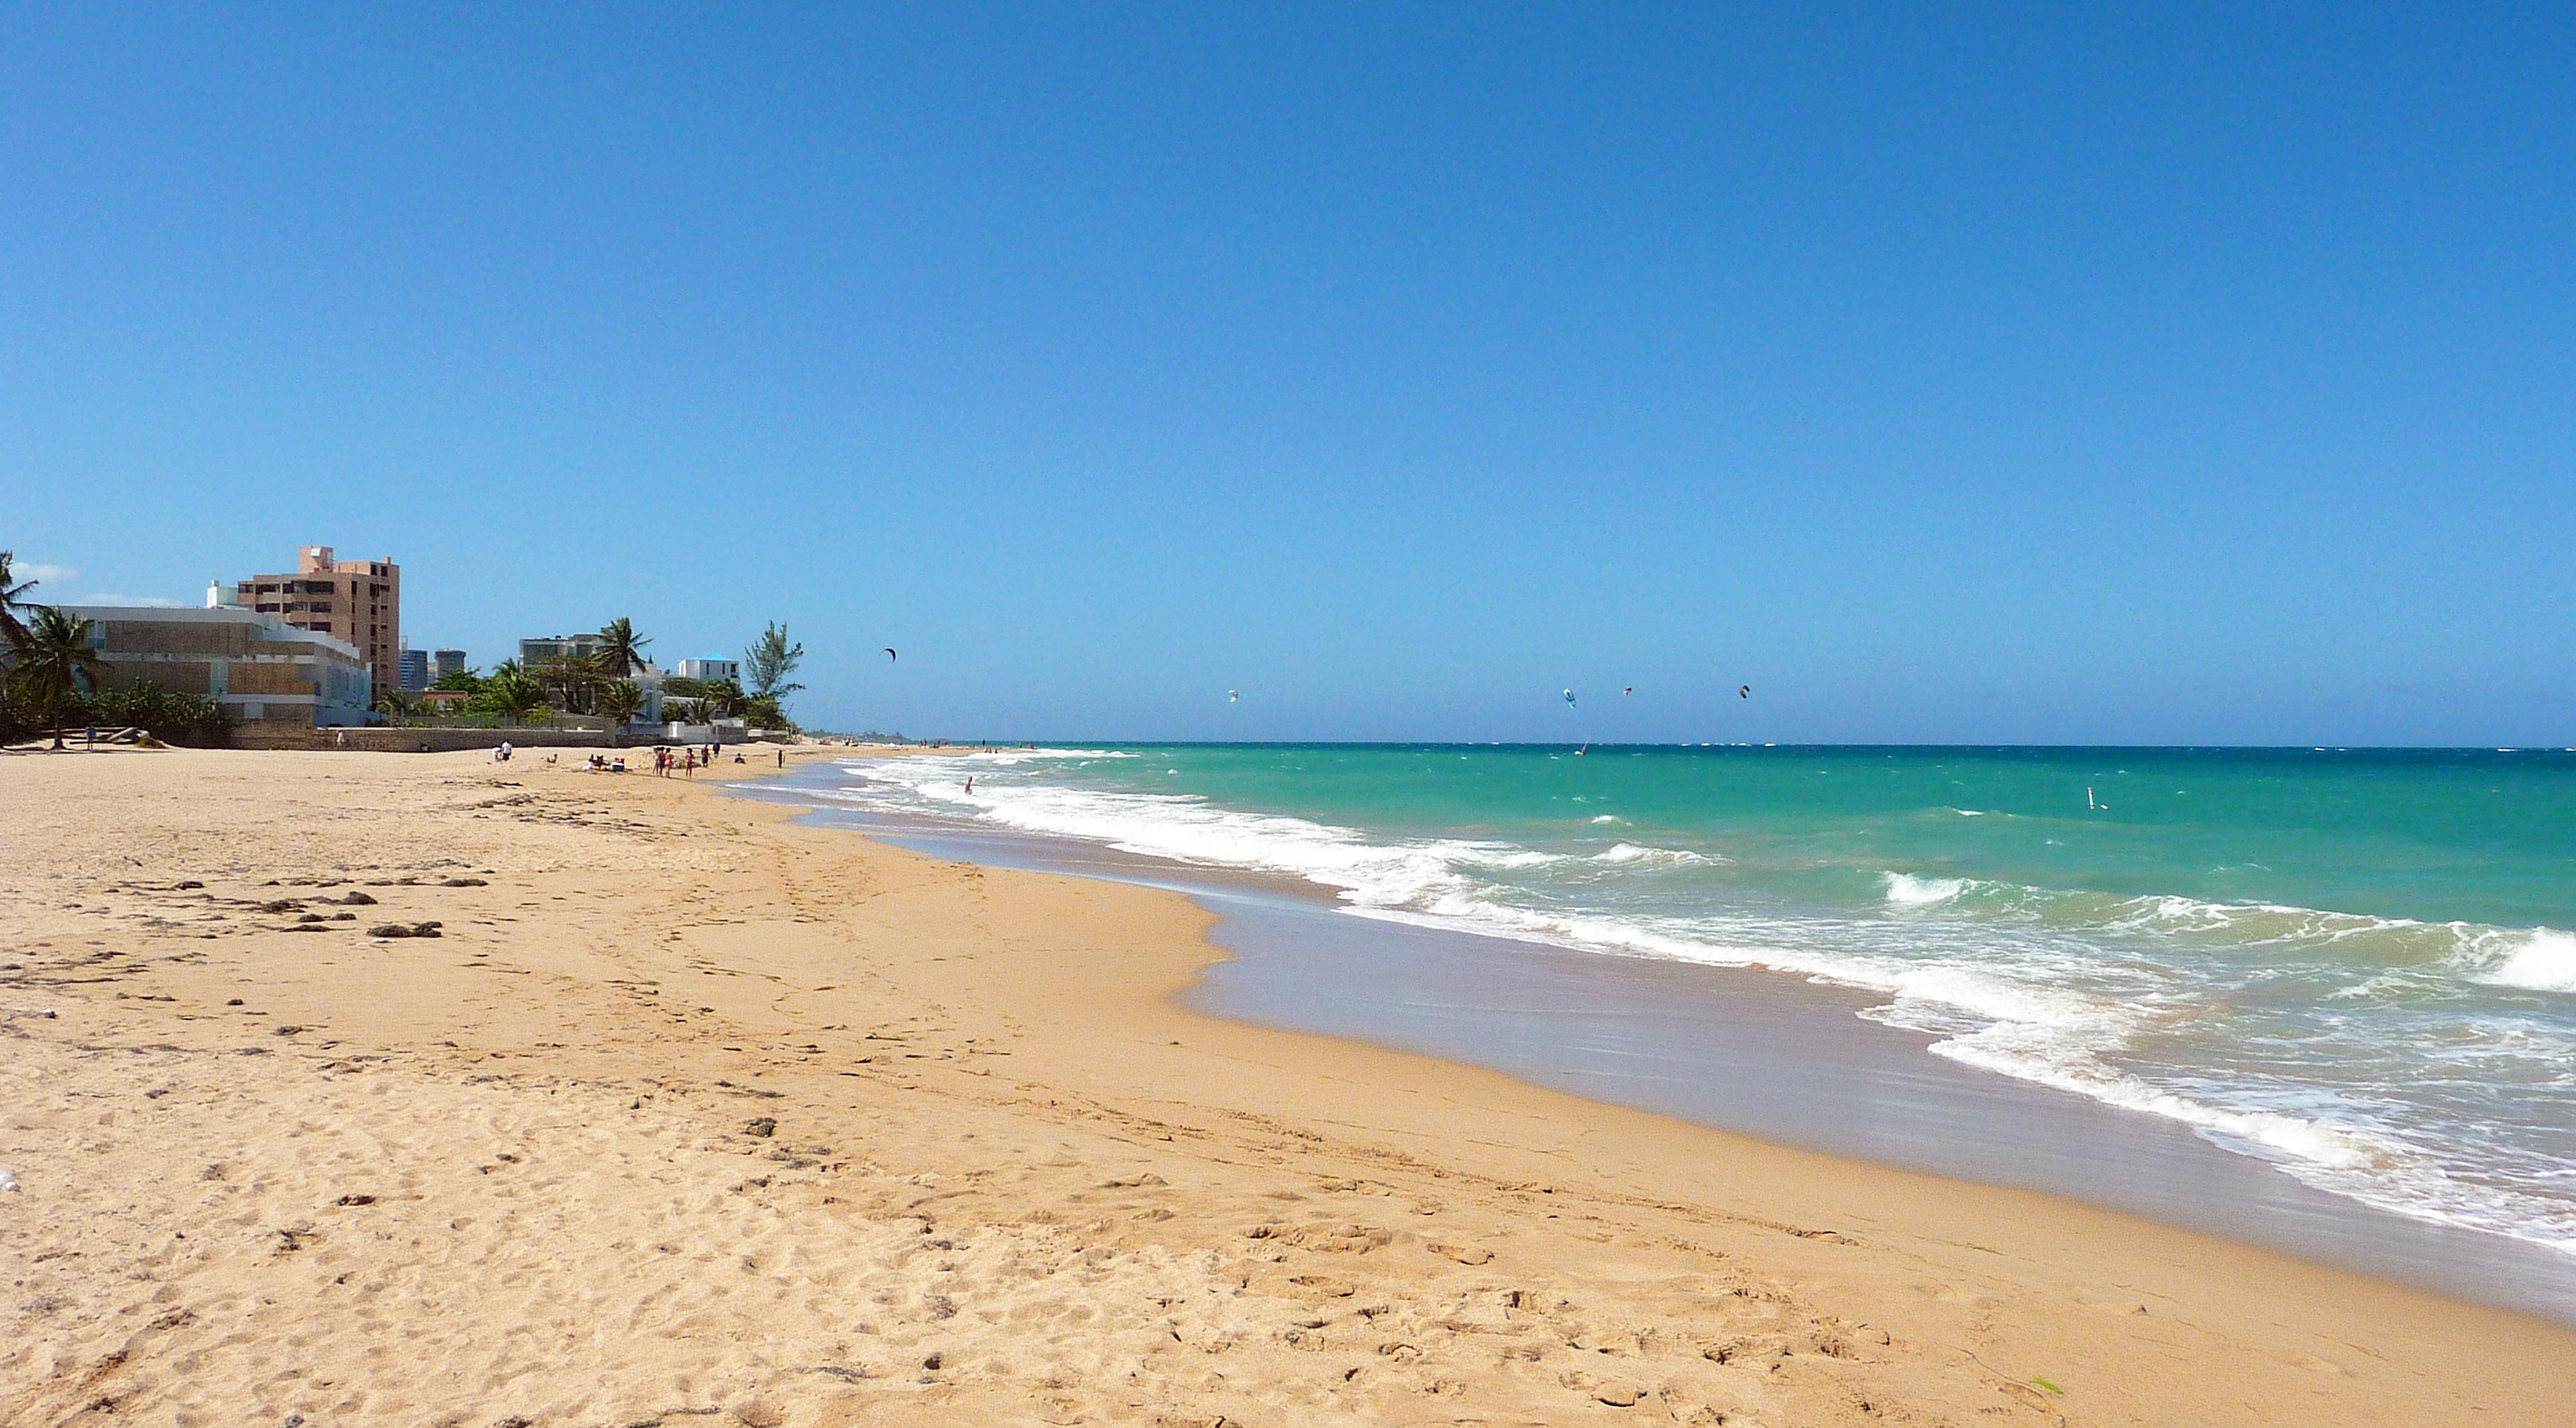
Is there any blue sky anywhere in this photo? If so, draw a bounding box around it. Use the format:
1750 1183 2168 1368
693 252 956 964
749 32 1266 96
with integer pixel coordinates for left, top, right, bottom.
5 5 2571 743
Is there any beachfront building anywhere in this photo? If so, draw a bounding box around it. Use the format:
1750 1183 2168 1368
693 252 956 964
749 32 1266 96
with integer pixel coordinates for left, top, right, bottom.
521 633 608 667
65 605 373 741
432 649 467 681
677 657 739 683
398 647 430 692
226 546 400 701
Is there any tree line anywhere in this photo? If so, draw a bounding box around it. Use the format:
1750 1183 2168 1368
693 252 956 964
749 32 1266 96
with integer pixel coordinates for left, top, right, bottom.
376 616 806 731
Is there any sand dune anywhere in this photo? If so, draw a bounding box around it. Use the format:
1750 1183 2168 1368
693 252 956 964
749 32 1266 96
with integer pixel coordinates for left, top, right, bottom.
3 747 2569 1425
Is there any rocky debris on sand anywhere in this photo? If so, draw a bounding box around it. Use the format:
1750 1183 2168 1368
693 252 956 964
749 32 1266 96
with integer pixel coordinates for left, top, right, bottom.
338 891 377 905
744 1116 778 1138
259 900 300 914
440 877 488 887
368 921 445 939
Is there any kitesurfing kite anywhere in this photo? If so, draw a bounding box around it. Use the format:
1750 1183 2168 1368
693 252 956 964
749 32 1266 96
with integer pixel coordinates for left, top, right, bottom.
1623 687 1634 696
1738 685 1750 699
1227 690 1239 703
884 648 898 661
1563 689 1577 707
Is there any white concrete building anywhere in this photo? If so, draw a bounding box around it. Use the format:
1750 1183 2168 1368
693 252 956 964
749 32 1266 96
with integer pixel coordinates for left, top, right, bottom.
69 605 374 735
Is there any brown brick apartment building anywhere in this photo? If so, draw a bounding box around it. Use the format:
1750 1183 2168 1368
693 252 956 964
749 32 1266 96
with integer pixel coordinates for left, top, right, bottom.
234 546 400 699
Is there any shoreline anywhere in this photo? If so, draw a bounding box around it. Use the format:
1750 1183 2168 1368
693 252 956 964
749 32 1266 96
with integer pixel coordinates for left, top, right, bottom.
752 767 2576 1325
5 746 2571 1423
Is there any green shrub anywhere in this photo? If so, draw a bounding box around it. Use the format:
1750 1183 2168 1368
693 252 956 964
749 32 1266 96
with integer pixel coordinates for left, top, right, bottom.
68 681 230 747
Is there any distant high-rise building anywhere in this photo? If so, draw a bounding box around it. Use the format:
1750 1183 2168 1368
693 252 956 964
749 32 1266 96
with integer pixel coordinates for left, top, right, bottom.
398 647 430 692
432 649 467 681
233 546 400 700
677 658 739 684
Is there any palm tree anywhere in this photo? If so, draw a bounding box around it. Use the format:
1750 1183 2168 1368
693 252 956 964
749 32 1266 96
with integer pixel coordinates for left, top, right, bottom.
485 668 551 727
0 551 41 653
464 660 551 726
597 617 651 677
601 679 644 727
701 677 747 719
374 687 420 721
10 607 109 749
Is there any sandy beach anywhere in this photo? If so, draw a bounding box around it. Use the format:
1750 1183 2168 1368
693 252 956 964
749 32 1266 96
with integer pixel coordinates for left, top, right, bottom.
5 746 2571 1427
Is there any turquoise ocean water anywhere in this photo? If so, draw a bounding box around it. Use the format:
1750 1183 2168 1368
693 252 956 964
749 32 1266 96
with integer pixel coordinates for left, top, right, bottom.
819 744 2576 1255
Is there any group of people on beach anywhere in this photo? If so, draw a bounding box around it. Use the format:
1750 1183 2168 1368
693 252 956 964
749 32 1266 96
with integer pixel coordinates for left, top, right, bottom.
647 743 757 776
653 743 713 777
493 742 771 776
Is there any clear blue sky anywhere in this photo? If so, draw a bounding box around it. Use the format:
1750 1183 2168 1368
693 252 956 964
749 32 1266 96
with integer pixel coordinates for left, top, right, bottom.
5 5 2570 744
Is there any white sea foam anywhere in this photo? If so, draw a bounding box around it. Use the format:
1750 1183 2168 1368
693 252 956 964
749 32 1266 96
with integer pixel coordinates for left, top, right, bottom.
838 755 1518 910
1595 842 1714 866
2478 929 2576 994
1883 872 1970 906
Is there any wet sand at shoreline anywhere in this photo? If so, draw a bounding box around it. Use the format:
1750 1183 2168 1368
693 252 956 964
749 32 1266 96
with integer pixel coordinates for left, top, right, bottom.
4 745 2571 1425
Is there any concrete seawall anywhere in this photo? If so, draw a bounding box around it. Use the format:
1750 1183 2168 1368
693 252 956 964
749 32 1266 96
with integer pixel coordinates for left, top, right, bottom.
256 726 619 753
